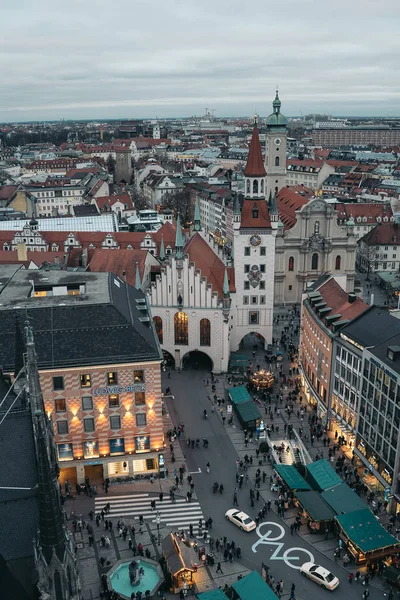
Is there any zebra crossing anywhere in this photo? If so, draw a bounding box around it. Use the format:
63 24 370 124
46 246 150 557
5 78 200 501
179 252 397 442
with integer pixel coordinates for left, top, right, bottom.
94 492 208 536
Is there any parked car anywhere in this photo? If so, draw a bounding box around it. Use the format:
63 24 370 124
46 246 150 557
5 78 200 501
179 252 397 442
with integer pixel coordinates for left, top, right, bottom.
300 562 339 591
225 509 256 532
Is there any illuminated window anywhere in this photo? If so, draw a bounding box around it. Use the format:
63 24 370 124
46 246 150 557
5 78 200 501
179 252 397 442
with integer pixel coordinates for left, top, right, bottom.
288 256 294 271
200 318 211 346
34 290 48 297
108 394 119 408
174 311 188 345
134 370 144 383
135 392 146 406
153 316 163 344
55 398 66 413
107 372 118 385
80 374 91 387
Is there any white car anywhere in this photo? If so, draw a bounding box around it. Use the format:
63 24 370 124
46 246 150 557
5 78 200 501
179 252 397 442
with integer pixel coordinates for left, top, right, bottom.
300 562 339 591
225 509 256 532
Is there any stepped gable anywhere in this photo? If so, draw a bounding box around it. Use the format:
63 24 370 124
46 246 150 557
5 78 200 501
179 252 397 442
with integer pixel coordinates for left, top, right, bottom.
184 233 235 298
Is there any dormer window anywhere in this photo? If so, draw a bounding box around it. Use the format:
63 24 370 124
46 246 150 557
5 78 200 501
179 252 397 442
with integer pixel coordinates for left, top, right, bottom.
252 207 259 219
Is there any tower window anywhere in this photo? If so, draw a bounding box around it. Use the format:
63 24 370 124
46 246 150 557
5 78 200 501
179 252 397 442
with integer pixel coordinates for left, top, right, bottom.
275 157 280 167
246 180 250 194
335 255 341 270
260 247 266 256
252 208 259 219
244 247 251 256
288 256 294 271
253 180 258 194
312 253 319 270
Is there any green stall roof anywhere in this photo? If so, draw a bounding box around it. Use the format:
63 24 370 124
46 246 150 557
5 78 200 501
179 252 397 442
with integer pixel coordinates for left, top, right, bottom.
306 459 342 491
295 491 335 522
197 590 229 600
336 508 400 554
235 400 261 422
232 570 279 600
321 482 367 515
274 464 311 491
228 385 251 405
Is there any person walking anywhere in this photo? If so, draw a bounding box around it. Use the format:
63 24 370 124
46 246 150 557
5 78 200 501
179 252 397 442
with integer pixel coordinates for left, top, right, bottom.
216 562 223 574
289 583 295 600
362 589 370 599
343 553 350 567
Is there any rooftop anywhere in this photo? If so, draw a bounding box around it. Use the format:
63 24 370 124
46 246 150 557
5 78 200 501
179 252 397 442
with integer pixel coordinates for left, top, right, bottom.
340 305 400 348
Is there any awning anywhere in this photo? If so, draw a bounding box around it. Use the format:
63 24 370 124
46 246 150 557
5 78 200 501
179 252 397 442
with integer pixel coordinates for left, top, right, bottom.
321 482 367 515
235 401 261 423
227 385 251 405
296 491 335 522
232 570 279 600
306 459 342 491
274 464 311 491
336 508 400 554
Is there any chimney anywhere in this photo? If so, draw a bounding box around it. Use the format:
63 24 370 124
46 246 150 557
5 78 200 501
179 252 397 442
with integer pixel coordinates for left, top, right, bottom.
17 242 27 262
348 292 357 304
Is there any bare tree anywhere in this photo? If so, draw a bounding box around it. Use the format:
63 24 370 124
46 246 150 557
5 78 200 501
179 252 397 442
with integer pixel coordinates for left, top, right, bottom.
357 242 384 280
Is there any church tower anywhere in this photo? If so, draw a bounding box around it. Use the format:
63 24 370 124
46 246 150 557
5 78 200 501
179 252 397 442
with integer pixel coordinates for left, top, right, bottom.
265 91 288 200
231 117 277 351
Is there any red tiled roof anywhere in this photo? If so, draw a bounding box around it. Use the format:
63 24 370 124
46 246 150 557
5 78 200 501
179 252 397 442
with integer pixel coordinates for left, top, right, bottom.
335 203 393 222
184 233 235 297
360 222 400 246
315 277 369 324
277 187 310 230
88 248 147 287
244 126 266 178
0 250 66 266
0 185 17 200
240 199 271 229
65 168 100 178
326 160 358 168
95 193 134 210
287 159 325 169
313 149 331 159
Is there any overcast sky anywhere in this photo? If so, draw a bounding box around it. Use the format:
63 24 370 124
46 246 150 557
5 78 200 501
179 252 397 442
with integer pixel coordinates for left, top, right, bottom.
1 0 399 122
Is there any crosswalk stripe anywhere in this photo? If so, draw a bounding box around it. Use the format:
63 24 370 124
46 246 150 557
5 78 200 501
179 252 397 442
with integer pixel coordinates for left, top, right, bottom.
95 498 187 508
107 506 202 516
95 493 149 502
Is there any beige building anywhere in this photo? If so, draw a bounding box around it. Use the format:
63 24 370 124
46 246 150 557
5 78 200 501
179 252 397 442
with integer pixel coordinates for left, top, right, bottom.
286 159 335 190
275 194 357 303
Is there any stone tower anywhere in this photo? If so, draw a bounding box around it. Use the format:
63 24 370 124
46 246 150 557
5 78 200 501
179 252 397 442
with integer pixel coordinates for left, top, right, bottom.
265 91 288 200
115 147 133 184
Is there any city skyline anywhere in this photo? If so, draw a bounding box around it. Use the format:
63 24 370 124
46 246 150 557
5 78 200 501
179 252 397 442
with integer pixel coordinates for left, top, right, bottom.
1 0 399 122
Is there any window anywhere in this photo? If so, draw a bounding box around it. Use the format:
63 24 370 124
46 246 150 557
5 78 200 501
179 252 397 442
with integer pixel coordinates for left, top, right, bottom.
80 374 91 387
252 207 259 219
84 418 95 432
244 281 250 290
244 264 250 273
136 413 147 427
82 396 93 410
275 156 280 167
259 281 265 290
260 247 266 256
335 255 341 270
109 394 119 408
249 311 259 325
260 264 265 273
54 398 66 413
107 372 118 385
251 296 258 304
135 392 146 406
200 318 211 346
288 256 294 271
110 416 121 430
244 247 250 256
288 285 293 290
261 180 264 193
134 370 145 383
174 311 188 345
246 179 250 194
153 316 163 344
260 296 266 304
311 253 319 270
57 420 69 435
243 296 249 304
53 376 64 391
252 179 258 194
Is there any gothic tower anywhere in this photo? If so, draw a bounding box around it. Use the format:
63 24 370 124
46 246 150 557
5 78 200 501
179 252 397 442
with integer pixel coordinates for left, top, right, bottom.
231 118 277 351
265 91 288 200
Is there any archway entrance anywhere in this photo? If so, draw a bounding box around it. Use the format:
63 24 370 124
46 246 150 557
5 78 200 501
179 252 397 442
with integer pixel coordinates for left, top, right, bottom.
182 350 213 372
239 332 265 352
162 350 175 371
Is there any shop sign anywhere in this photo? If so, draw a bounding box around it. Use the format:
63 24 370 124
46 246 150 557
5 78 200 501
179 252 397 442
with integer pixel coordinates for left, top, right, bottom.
92 384 146 396
158 453 165 468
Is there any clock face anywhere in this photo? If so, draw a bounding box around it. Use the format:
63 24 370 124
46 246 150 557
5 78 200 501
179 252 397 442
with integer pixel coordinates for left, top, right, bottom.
249 234 261 247
274 137 282 146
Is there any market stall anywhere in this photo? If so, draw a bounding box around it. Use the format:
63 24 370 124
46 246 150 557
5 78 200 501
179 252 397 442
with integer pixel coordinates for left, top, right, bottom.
306 459 342 491
335 508 400 564
295 490 335 532
274 464 311 492
161 533 197 592
232 570 279 600
321 482 367 515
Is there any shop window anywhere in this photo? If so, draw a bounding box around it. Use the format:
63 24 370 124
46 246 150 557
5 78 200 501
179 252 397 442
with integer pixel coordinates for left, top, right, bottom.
80 373 91 388
109 438 125 456
134 370 145 383
83 440 99 458
135 435 150 452
57 443 73 461
146 458 156 470
55 398 66 413
107 372 118 385
109 394 120 408
135 392 146 406
200 318 211 346
57 420 69 435
153 316 163 344
110 416 121 430
174 311 188 345
53 376 64 391
82 396 93 410
335 255 341 270
84 418 95 432
288 256 294 271
249 311 259 325
311 253 319 270
136 413 147 426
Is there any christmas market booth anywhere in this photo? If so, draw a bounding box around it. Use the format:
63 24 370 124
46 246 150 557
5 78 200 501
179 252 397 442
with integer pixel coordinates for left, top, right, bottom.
274 464 312 492
321 482 367 516
227 386 262 431
232 570 279 600
306 459 342 491
295 491 335 532
335 508 400 565
161 533 197 592
228 353 249 374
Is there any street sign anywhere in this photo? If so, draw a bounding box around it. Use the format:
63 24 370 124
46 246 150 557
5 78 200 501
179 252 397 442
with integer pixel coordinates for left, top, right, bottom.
227 405 232 414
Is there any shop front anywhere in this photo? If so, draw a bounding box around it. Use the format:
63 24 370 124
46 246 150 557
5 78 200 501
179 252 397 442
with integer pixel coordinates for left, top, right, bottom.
354 442 395 509
299 368 328 425
329 395 356 448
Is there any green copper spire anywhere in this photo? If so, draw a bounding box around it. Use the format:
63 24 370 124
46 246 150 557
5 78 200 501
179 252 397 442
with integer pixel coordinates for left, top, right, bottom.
223 268 230 297
175 214 184 259
135 262 141 290
233 193 241 215
194 197 201 231
159 234 165 260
